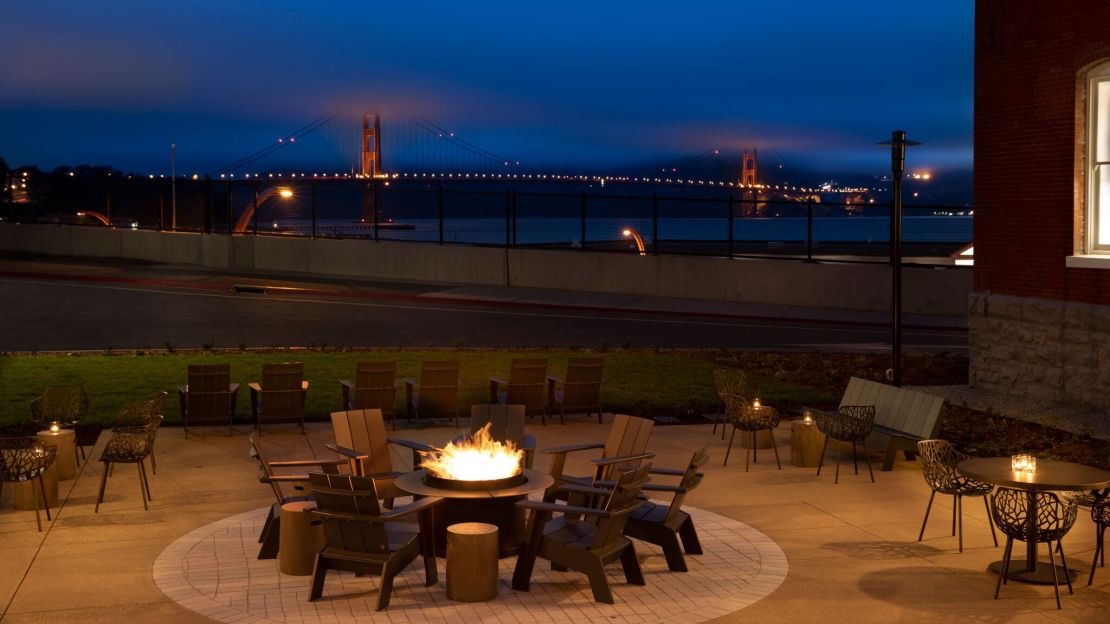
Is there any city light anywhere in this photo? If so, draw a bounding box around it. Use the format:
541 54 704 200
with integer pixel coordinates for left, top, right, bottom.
279 188 294 198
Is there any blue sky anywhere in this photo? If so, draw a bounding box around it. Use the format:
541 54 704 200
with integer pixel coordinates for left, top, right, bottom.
0 0 973 176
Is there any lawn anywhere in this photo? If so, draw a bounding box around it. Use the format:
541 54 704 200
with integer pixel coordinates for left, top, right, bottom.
0 348 834 433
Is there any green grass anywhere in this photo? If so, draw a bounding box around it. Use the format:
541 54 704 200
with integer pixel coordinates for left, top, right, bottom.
0 349 834 430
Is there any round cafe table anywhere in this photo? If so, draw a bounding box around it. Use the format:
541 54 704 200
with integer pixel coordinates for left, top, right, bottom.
957 457 1110 584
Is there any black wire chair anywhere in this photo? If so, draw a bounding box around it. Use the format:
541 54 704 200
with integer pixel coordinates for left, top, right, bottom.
815 405 875 484
111 392 166 474
0 437 58 531
1088 496 1109 586
711 369 747 439
916 439 998 552
990 487 1078 609
30 385 89 464
95 396 164 512
721 390 781 471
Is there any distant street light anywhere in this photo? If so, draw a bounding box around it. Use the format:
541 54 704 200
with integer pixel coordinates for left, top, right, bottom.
232 186 295 233
876 130 921 388
622 227 646 256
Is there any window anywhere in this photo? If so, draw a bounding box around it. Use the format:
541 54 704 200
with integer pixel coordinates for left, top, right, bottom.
1089 61 1110 252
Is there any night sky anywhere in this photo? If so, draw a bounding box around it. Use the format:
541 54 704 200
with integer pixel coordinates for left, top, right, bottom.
0 1 973 177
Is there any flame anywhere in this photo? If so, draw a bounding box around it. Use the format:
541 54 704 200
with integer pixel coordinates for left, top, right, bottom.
419 423 524 481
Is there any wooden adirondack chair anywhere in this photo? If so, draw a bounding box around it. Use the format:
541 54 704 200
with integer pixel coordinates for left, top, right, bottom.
543 413 654 496
177 364 239 437
468 404 537 469
512 464 651 604
339 362 399 429
623 446 709 572
248 435 345 559
308 473 441 611
489 357 549 424
326 409 432 502
547 356 604 424
404 360 462 427
249 362 308 433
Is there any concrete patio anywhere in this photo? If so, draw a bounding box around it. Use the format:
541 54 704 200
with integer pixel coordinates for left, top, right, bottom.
1 417 1106 623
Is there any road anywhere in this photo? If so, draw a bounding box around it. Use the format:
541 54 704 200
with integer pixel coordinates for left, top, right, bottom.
0 277 967 352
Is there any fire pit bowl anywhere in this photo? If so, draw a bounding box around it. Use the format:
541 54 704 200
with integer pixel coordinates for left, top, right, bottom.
422 471 527 492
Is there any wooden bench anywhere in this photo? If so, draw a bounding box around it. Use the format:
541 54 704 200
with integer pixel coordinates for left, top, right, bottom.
838 377 945 471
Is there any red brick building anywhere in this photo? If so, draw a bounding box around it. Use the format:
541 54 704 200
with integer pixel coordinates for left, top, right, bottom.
972 1 1110 409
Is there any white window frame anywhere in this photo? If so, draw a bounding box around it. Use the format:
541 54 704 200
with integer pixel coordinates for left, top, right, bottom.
1087 61 1110 254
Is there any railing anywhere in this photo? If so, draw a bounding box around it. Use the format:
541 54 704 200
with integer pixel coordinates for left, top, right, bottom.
1 177 973 266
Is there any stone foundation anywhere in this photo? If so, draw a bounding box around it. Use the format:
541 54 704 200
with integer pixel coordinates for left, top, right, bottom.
969 292 1110 410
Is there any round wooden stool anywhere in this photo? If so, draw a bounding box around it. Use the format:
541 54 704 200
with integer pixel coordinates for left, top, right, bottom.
791 419 827 467
37 429 77 481
13 468 59 511
446 522 499 602
278 501 325 576
737 428 775 449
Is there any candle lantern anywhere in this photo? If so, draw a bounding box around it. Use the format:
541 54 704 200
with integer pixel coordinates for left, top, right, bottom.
49 421 61 433
1011 454 1037 474
802 410 814 426
752 397 761 409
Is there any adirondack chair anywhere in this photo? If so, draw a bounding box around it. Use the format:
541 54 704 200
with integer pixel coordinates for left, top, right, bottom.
404 360 462 427
308 472 441 611
326 409 432 502
248 434 345 559
249 362 308 433
512 464 651 604
543 413 654 497
468 404 537 469
339 362 400 429
547 356 604 424
30 384 89 462
623 446 709 572
489 357 549 424
177 364 239 437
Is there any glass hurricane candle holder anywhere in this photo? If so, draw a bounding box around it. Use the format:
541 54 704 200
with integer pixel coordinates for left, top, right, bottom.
752 397 761 409
49 421 61 433
802 410 814 426
1011 454 1036 474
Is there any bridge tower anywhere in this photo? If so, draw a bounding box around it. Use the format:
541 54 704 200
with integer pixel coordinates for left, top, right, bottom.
361 113 381 177
740 148 758 186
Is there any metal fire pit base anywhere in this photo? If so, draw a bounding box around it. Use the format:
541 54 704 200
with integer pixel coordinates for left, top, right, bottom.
395 469 555 558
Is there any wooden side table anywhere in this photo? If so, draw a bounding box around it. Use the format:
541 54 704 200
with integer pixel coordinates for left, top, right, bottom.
446 522 499 602
14 469 59 510
278 501 325 576
790 420 826 468
737 428 774 449
37 429 76 481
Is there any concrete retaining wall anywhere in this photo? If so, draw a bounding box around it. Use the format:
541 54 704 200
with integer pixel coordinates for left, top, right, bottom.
0 223 970 316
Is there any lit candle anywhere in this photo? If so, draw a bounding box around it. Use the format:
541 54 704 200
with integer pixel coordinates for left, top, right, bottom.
49 421 61 433
803 410 813 426
753 397 761 409
1011 454 1037 474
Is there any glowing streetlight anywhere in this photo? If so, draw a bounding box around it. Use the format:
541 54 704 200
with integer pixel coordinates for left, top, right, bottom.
76 211 111 226
278 188 294 199
232 186 296 233
622 228 646 256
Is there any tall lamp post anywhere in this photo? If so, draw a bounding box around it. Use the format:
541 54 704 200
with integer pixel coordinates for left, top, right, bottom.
877 130 920 387
171 143 177 231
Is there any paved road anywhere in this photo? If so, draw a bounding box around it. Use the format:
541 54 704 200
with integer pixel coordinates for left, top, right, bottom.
0 277 967 352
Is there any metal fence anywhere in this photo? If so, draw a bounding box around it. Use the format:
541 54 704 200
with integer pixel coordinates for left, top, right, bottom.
2 176 973 266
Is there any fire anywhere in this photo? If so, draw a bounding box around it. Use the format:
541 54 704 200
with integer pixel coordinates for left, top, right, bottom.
419 423 524 481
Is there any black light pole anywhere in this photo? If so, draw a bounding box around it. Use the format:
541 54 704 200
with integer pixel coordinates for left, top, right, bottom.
877 130 920 387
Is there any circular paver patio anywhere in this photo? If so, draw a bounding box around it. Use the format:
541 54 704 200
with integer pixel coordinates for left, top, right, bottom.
153 505 787 624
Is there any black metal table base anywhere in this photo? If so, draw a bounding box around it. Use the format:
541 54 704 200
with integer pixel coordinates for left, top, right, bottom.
987 560 1077 585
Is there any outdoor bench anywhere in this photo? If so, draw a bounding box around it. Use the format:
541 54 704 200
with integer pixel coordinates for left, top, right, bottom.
837 376 946 471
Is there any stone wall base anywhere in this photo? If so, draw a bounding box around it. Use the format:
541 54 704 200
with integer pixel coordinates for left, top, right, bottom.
969 292 1110 410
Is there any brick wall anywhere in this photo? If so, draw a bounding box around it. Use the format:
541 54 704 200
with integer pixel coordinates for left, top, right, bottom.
974 0 1110 305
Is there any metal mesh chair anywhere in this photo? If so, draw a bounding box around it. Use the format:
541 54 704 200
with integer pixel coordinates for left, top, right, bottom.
711 369 747 438
1088 496 1109 586
0 438 58 531
30 385 88 463
721 390 780 471
112 392 166 474
96 397 163 512
990 488 1078 609
916 439 998 552
815 405 876 484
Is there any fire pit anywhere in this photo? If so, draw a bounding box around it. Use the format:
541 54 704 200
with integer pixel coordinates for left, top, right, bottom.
395 425 554 557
